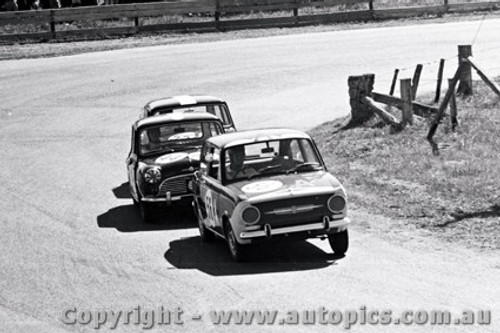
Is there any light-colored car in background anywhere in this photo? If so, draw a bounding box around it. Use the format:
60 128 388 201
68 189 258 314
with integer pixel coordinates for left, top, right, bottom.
140 95 236 132
192 128 350 261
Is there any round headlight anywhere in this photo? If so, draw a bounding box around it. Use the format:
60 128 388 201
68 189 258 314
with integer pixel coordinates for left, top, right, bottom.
144 167 161 184
328 195 346 213
241 206 260 225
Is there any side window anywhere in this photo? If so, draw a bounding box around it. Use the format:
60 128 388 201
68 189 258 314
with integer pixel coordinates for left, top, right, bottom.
130 126 136 154
208 148 220 180
290 140 304 162
214 105 230 125
299 139 320 164
200 145 210 176
209 122 223 136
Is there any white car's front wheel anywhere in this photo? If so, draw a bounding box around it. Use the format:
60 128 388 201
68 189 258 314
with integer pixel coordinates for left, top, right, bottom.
328 230 349 255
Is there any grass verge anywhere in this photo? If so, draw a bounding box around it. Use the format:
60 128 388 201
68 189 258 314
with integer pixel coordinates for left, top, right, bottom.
310 80 500 251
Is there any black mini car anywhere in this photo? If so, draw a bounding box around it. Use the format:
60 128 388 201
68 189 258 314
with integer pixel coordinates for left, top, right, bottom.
126 112 225 222
140 95 236 132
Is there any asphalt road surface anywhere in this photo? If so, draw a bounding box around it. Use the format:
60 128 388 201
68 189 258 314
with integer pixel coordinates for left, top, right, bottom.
1 19 500 332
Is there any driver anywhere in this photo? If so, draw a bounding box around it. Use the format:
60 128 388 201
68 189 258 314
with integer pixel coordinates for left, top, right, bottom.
141 127 162 153
226 146 257 180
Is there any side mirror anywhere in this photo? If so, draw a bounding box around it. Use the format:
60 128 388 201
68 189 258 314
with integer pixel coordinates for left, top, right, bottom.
126 155 137 165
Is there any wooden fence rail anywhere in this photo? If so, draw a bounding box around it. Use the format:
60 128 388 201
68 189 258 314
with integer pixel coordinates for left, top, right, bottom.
1 0 500 42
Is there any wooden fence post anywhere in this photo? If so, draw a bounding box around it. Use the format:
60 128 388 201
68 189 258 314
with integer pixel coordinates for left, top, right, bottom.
293 0 299 25
215 0 220 30
466 56 500 98
448 78 458 131
427 64 462 154
400 78 413 126
457 45 473 96
348 74 375 126
362 96 403 131
411 64 423 100
389 69 399 96
434 58 445 103
50 9 56 39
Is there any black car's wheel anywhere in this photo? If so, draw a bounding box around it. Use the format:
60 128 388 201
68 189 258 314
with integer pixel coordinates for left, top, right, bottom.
130 184 139 207
132 195 139 207
194 200 214 242
140 202 154 224
328 230 349 255
226 226 246 262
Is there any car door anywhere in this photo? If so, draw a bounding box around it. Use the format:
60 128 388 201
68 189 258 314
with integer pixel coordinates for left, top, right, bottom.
198 145 223 235
126 125 139 201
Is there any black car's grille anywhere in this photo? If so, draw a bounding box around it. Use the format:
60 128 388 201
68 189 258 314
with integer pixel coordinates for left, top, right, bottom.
158 175 191 196
254 194 331 228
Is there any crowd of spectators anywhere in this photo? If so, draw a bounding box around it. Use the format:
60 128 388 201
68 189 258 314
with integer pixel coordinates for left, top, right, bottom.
1 0 104 10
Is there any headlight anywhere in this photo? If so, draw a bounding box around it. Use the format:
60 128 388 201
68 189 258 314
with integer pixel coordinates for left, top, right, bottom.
144 167 161 184
241 206 260 225
327 195 346 213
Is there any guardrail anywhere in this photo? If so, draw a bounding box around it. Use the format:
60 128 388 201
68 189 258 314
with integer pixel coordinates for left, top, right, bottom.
1 0 500 42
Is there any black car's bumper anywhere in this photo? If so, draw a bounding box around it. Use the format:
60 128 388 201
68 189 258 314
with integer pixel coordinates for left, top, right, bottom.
141 193 193 204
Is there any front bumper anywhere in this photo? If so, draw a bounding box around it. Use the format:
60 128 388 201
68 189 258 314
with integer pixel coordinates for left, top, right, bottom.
141 193 193 203
239 217 350 239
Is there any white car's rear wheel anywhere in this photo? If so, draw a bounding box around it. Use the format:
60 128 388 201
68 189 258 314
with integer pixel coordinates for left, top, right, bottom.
194 200 214 242
227 226 246 262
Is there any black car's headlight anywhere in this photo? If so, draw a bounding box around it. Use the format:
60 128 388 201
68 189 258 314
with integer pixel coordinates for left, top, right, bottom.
144 167 161 184
241 206 260 225
327 195 346 213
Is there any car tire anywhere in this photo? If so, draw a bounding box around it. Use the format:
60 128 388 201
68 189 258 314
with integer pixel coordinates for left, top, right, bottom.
194 200 214 242
328 230 349 255
132 195 139 207
226 226 246 262
140 202 154 224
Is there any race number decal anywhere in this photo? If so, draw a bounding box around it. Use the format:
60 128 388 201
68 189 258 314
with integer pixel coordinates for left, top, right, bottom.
155 152 188 164
241 180 283 194
204 189 218 227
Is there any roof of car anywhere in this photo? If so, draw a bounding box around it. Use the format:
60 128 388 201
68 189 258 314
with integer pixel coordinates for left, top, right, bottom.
134 112 221 129
207 128 311 149
144 95 225 111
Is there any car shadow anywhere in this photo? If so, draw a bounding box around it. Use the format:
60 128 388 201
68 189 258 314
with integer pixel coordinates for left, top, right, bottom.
164 236 343 276
112 182 132 199
97 204 196 232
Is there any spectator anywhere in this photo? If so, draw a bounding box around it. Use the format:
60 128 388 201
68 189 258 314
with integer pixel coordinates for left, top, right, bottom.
4 0 18 11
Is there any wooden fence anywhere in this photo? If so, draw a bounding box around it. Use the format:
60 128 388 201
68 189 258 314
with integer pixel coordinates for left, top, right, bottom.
348 44 500 154
1 0 500 42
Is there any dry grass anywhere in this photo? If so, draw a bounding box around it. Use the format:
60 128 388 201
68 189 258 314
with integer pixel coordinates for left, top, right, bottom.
310 80 500 251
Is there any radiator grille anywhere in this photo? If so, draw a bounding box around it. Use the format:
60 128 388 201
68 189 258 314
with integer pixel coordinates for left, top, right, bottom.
159 175 191 196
